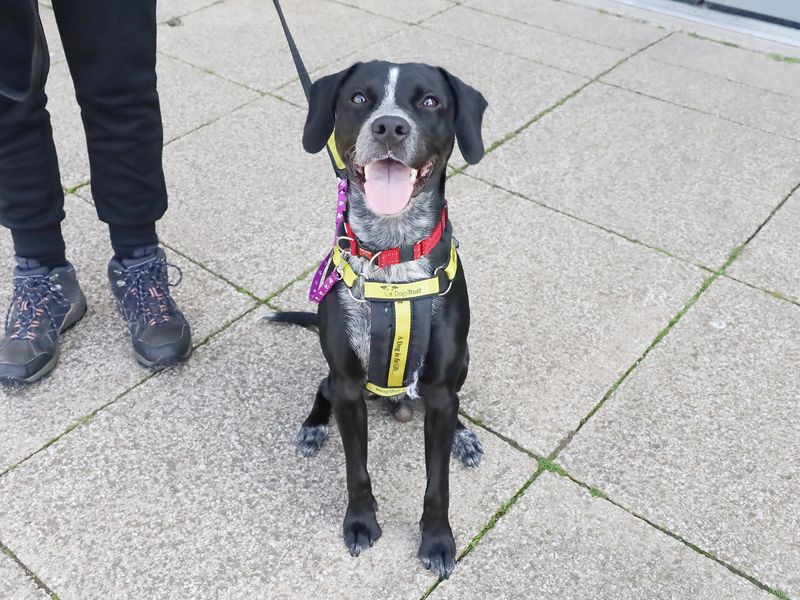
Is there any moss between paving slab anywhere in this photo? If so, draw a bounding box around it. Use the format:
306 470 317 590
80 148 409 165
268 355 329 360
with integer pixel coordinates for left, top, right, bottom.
769 53 800 64
1 542 61 599
419 183 800 599
531 462 793 600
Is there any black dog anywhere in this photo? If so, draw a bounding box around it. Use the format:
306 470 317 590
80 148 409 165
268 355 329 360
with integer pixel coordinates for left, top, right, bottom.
273 61 487 578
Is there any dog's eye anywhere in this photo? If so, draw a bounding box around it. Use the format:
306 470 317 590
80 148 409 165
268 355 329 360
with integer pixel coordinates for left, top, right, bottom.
420 96 439 109
351 93 367 105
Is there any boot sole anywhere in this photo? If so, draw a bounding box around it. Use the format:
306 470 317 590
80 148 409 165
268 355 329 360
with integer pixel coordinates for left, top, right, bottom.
134 344 192 370
0 301 88 385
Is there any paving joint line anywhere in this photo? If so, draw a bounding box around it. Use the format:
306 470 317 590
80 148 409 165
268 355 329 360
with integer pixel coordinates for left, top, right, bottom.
458 170 714 273
162 94 267 148
269 29 408 100
459 3 637 52
451 30 674 167
532 462 793 599
0 541 61 599
64 180 90 195
157 50 269 96
157 0 226 25
419 467 547 600
598 80 800 144
158 241 261 302
415 22 591 80
261 260 320 305
321 0 444 27
419 145 800 600
643 51 800 102
0 303 259 480
555 0 799 61
721 273 800 308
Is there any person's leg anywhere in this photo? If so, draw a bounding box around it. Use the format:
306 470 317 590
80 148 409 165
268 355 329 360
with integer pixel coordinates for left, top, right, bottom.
51 0 165 258
0 94 66 267
0 8 87 384
52 0 191 368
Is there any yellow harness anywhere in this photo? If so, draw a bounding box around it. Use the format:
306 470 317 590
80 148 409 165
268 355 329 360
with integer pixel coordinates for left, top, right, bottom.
331 241 459 397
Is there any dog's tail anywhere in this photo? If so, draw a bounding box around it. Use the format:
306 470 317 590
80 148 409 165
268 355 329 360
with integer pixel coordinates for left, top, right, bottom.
264 311 320 327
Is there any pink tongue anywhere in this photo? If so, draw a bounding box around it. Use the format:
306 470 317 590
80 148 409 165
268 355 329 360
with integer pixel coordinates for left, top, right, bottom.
364 159 413 215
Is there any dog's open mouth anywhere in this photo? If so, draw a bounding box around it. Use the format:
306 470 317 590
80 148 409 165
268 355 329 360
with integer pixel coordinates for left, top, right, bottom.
352 158 435 215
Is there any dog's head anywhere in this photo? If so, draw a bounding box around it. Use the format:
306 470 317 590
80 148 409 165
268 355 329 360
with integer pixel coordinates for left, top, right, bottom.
303 61 487 216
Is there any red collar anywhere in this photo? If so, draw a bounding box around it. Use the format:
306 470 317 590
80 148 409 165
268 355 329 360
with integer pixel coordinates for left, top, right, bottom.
341 207 448 269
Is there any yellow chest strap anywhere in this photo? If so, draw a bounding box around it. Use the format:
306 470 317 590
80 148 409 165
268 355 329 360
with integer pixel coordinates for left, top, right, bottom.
330 240 459 397
332 240 458 301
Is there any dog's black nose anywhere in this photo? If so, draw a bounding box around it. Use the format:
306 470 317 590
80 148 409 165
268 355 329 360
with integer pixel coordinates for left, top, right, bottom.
371 115 410 145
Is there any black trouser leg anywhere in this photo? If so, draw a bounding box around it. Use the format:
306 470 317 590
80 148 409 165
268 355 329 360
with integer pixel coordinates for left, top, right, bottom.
52 0 166 258
0 74 67 266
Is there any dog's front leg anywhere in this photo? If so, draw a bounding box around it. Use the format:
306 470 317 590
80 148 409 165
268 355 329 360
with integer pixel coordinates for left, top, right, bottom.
418 384 458 579
330 375 382 556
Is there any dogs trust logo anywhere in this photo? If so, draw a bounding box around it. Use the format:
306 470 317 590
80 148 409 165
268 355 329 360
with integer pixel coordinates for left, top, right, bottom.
379 283 425 299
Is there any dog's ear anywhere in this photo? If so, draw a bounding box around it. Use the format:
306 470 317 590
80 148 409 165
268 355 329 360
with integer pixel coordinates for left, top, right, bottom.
438 69 488 165
303 64 359 154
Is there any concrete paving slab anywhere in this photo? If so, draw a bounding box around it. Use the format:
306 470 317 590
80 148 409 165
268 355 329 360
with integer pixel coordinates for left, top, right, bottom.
272 25 588 169
0 198 254 473
39 6 65 66
642 32 800 99
156 0 222 23
431 472 772 600
0 312 536 599
43 51 261 190
159 94 336 298
0 554 49 600
727 190 800 302
331 0 455 24
273 175 706 456
604 55 800 141
470 83 800 268
464 0 665 51
157 0 402 92
423 5 628 78
157 53 261 143
560 277 800 598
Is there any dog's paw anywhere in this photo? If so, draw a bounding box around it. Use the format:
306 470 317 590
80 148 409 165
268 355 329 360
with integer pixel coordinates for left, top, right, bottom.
418 523 456 579
343 501 382 557
452 426 484 468
295 424 328 457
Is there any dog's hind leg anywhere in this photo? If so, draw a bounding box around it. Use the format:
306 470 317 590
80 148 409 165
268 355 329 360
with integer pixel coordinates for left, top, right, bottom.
450 349 484 468
296 376 333 457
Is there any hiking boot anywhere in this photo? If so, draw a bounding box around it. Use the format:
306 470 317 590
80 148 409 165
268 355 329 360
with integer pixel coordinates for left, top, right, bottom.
0 259 87 383
108 247 192 368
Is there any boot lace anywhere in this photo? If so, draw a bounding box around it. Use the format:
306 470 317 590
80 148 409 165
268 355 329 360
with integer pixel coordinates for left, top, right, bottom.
5 275 69 341
113 255 183 327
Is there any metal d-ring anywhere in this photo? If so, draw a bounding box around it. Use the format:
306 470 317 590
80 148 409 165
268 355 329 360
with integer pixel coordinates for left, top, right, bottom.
345 280 367 303
433 264 453 297
366 250 383 276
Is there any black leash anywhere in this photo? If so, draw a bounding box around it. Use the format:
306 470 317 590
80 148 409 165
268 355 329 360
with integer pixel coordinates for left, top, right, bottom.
272 0 344 177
